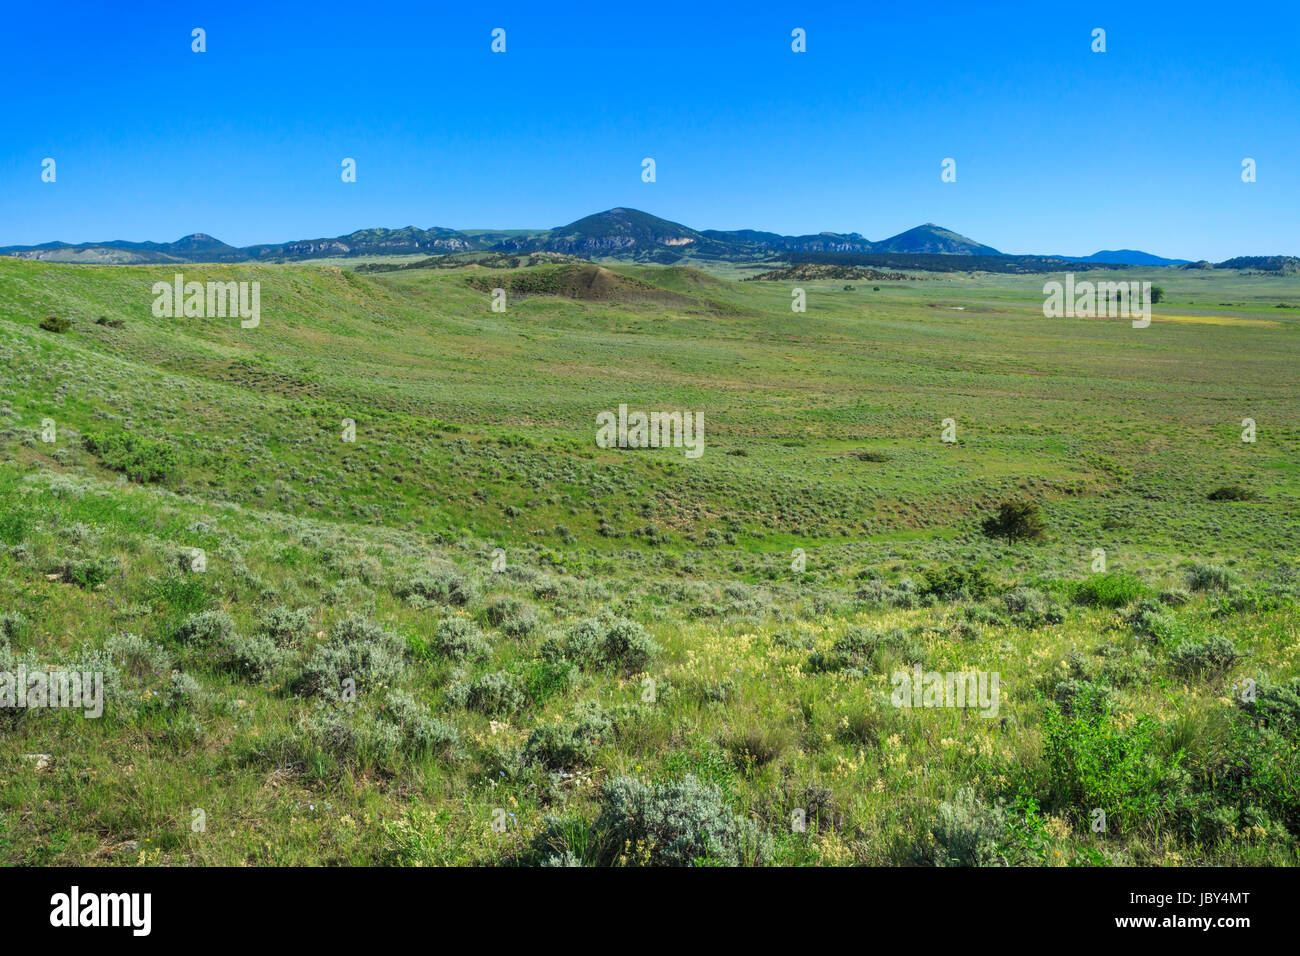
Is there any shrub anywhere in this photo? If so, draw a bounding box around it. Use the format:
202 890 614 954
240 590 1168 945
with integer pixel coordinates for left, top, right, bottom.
482 596 540 639
1002 587 1065 628
1238 676 1300 732
381 690 459 759
39 313 72 333
1071 571 1146 608
53 553 118 590
0 612 27 640
1207 485 1257 502
544 614 659 673
1170 635 1246 678
1119 600 1177 643
177 610 237 647
586 774 772 866
920 790 1007 867
222 631 288 681
920 565 995 602
447 670 524 715
1043 690 1184 831
296 616 407 699
397 566 478 607
1185 562 1237 593
524 702 616 770
258 605 313 647
432 617 491 661
981 499 1046 542
808 625 922 672
82 431 178 483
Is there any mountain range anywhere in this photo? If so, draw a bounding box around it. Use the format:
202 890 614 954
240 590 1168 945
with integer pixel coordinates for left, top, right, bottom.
0 207 1240 269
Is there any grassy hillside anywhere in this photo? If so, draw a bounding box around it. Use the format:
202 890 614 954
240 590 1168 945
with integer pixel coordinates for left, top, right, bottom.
1 257 1297 865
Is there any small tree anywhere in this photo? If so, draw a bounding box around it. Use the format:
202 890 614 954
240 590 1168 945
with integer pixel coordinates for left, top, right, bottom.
981 499 1047 542
1150 286 1165 304
39 312 72 333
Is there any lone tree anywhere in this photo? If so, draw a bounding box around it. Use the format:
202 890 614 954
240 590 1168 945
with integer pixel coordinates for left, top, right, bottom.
1150 286 1166 304
981 499 1047 542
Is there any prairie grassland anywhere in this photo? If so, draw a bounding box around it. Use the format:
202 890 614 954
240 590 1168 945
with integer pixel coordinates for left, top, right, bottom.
0 256 1297 866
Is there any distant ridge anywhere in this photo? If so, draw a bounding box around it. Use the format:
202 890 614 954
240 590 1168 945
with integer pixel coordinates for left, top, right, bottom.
0 208 1261 268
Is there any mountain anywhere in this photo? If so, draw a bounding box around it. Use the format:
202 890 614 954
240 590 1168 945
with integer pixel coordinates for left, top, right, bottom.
0 208 1245 268
871 223 1001 256
1054 249 1191 267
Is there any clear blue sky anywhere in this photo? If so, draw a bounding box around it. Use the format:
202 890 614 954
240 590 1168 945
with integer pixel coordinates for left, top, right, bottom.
2 0 1296 259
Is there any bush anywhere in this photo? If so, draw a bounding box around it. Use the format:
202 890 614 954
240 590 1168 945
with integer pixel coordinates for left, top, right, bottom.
177 610 237 647
1170 635 1246 678
1119 599 1177 643
52 553 118 590
397 566 478 607
1002 587 1065 628
1185 562 1237 593
258 605 313 647
981 499 1046 542
920 565 995 602
296 616 407 699
82 431 178 483
1071 571 1147 608
432 617 491 661
39 313 72 333
381 690 459 759
447 670 524 715
544 614 659 673
524 702 616 770
807 625 922 672
482 596 540 639
1207 485 1257 502
920 790 1007 867
0 612 27 640
1043 689 1183 831
583 774 772 866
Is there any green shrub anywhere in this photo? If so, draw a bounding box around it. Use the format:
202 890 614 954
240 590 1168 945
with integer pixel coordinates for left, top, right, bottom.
39 313 72 333
1043 689 1184 831
397 566 478 607
1170 635 1246 678
82 431 178 483
1185 562 1237 593
981 499 1047 542
52 553 118 590
524 702 616 770
447 670 524 715
177 610 237 647
807 625 922 672
1207 485 1257 502
482 596 540 639
1002 587 1065 628
0 612 27 640
920 789 1007 867
1071 571 1147 608
544 614 659 673
567 774 772 866
296 615 407 699
920 564 995 602
258 605 313 647
431 617 491 661
1119 599 1177 643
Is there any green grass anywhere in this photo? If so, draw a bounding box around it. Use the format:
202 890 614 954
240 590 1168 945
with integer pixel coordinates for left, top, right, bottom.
0 255 1297 866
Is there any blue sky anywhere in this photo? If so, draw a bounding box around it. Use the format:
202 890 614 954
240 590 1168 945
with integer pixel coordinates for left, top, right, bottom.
2 0 1297 259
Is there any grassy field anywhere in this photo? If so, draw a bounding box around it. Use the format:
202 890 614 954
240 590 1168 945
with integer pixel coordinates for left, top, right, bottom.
1 255 1297 866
